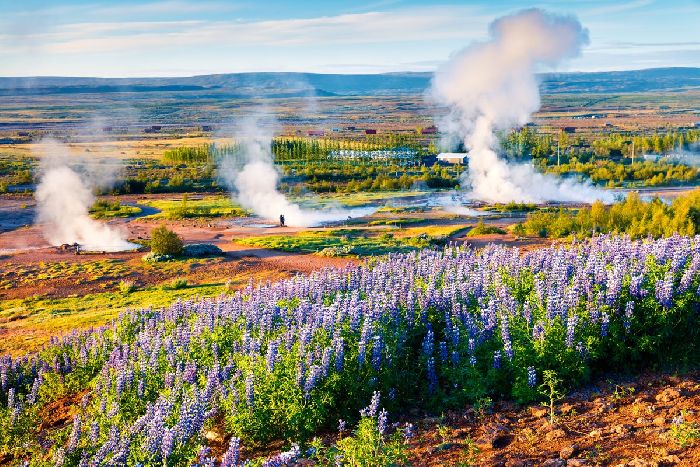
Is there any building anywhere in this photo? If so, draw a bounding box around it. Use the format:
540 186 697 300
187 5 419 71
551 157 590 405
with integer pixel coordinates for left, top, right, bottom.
695 122 700 128
437 153 467 164
365 129 377 135
421 125 438 135
307 130 325 137
328 147 418 162
562 126 576 134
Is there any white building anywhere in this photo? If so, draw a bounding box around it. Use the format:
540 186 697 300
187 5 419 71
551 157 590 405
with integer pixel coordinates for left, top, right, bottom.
437 153 467 164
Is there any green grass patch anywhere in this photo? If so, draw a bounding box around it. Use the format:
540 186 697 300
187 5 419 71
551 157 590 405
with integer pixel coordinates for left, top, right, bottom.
89 200 141 218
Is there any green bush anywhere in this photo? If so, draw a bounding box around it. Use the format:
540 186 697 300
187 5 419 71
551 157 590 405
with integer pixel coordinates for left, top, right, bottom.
150 225 183 256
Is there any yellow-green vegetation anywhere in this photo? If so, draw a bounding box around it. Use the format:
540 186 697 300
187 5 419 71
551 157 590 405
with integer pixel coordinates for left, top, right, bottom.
142 195 248 219
483 202 538 213
235 225 469 256
89 199 141 218
519 189 700 238
367 218 425 227
466 219 507 237
0 259 130 289
546 159 698 187
0 282 234 356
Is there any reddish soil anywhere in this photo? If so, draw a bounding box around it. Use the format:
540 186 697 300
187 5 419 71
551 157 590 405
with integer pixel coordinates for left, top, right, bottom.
404 373 700 466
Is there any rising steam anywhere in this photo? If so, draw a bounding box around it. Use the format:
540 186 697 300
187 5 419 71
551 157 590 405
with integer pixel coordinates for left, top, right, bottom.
220 120 374 227
431 8 611 203
35 140 136 251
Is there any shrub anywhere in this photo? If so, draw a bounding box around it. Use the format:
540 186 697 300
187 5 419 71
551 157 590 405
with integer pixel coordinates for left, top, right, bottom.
150 225 183 256
162 278 188 290
466 219 506 237
117 280 136 294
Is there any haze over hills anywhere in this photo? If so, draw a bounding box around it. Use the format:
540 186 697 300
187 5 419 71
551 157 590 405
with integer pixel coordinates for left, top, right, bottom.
1 68 700 97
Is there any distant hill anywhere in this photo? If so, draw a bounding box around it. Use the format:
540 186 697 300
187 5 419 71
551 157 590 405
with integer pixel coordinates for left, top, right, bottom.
1 68 699 97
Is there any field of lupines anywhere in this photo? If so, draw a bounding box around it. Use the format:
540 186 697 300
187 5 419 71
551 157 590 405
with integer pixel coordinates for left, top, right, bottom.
1 234 700 465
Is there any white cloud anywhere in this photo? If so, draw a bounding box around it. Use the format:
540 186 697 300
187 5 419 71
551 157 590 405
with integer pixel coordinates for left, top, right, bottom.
0 5 487 55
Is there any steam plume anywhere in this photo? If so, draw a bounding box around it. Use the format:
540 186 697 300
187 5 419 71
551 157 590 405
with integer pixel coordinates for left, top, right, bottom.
35 139 136 251
220 119 374 227
431 8 611 203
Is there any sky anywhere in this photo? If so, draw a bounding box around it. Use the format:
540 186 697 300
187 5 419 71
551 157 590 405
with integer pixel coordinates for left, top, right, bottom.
0 0 699 77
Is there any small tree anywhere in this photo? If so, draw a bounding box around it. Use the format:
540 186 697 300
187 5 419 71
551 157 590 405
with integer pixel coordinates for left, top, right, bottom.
150 225 183 256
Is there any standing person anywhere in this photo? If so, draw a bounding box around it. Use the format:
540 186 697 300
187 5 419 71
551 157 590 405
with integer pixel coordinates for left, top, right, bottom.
280 214 285 227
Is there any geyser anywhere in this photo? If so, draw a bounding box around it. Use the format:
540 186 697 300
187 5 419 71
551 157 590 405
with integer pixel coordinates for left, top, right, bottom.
35 140 137 252
220 122 374 227
431 8 612 203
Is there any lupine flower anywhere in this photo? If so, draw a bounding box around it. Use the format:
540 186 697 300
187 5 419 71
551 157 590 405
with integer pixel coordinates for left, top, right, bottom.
527 367 536 388
373 407 388 437
221 437 241 467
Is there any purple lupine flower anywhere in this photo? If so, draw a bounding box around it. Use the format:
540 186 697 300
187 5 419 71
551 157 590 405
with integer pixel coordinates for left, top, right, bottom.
221 437 241 467
161 428 175 460
377 408 388 436
492 351 501 369
403 423 415 440
66 414 81 453
601 312 609 337
566 314 578 348
527 367 536 388
338 419 346 433
245 372 255 408
360 391 381 417
426 356 438 393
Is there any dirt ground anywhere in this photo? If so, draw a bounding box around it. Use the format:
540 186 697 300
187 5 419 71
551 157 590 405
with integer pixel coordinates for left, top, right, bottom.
404 373 700 466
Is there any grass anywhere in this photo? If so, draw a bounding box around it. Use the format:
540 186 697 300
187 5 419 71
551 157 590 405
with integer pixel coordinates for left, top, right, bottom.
235 224 469 256
141 195 248 219
0 276 258 356
303 190 432 208
0 259 131 289
89 200 142 219
367 218 425 227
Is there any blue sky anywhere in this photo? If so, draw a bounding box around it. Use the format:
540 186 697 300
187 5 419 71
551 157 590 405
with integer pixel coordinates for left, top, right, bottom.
0 0 699 77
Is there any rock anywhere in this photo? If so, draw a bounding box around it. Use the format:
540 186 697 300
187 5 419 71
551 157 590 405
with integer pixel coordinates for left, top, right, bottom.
204 430 222 443
655 388 680 403
653 417 666 427
626 459 659 467
589 429 602 438
430 442 457 454
182 243 224 257
542 460 566 467
566 460 588 466
476 433 513 449
559 403 575 413
530 406 548 418
560 444 579 460
613 424 633 435
659 455 681 465
546 429 567 441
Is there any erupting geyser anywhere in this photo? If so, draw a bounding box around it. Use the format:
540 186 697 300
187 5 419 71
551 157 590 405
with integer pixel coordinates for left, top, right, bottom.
431 8 612 203
220 120 374 227
35 140 137 252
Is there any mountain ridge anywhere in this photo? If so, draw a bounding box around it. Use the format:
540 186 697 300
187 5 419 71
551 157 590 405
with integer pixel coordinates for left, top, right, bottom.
1 67 699 96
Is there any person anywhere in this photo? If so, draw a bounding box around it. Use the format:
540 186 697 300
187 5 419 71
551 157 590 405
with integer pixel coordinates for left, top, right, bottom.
74 243 81 255
280 214 285 227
